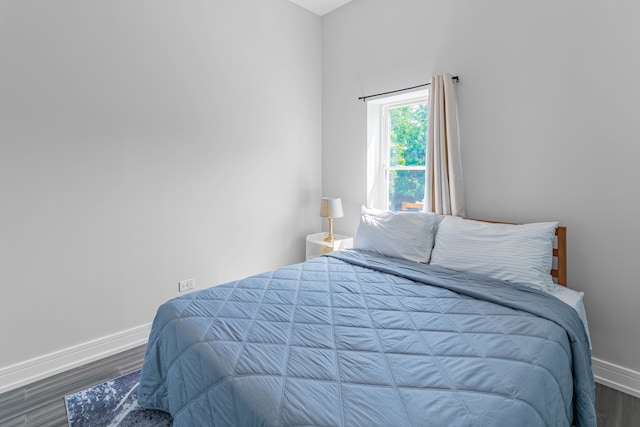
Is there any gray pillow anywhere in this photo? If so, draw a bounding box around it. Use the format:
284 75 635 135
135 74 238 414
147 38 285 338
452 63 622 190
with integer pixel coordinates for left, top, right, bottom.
430 216 559 290
355 206 441 263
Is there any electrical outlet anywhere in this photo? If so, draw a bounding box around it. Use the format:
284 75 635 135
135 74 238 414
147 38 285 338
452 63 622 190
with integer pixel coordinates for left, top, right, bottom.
178 278 195 292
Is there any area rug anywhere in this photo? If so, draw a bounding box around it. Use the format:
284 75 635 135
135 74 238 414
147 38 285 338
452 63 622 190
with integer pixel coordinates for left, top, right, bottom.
64 369 173 426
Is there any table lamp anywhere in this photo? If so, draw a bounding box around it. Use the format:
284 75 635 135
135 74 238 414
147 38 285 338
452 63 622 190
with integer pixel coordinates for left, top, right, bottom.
320 197 343 242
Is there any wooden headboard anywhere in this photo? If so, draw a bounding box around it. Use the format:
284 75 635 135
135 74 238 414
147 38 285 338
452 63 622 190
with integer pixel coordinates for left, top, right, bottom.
553 226 567 287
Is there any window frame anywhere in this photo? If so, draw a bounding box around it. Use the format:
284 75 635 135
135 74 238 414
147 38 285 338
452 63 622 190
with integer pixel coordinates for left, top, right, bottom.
367 89 429 211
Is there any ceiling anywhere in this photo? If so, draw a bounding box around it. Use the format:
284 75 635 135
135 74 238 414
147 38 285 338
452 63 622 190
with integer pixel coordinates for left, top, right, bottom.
288 0 352 16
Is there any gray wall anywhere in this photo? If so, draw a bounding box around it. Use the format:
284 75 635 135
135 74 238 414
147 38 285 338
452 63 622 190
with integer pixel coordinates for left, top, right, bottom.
0 0 322 368
323 0 640 374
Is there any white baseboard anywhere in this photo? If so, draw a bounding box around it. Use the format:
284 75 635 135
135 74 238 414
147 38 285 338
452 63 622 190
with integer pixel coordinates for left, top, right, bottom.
0 323 151 395
592 357 640 398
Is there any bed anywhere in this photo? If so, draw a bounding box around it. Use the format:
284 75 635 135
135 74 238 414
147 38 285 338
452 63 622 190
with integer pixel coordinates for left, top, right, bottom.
138 210 596 427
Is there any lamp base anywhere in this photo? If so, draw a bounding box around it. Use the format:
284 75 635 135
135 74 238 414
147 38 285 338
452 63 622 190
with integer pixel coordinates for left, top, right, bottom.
324 217 335 242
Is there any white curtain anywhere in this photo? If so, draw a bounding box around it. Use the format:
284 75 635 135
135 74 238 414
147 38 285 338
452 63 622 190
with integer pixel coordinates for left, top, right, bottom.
424 73 465 217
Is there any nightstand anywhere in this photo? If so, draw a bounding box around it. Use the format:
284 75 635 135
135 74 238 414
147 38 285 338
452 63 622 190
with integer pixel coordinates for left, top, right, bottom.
305 233 354 260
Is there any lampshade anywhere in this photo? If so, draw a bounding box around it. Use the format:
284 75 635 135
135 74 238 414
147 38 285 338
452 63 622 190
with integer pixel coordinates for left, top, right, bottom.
320 197 343 219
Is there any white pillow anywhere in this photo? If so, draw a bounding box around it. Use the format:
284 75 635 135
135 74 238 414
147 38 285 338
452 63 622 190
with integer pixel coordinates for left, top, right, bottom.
430 216 559 291
355 206 441 263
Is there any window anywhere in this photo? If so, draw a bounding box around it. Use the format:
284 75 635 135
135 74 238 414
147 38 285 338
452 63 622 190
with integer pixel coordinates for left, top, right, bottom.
367 89 428 211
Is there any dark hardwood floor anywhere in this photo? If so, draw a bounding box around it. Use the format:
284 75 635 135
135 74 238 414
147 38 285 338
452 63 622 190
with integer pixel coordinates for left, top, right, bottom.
596 382 640 427
1 346 639 426
0 345 147 427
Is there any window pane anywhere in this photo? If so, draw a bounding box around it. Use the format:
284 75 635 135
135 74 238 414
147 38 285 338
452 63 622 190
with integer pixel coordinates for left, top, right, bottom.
388 169 425 211
389 104 428 167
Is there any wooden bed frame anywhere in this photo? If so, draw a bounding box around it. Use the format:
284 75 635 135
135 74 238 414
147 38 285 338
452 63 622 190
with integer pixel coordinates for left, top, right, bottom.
553 226 567 286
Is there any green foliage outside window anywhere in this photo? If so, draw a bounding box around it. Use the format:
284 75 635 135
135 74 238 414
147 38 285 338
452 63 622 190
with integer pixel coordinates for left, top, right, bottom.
388 103 428 210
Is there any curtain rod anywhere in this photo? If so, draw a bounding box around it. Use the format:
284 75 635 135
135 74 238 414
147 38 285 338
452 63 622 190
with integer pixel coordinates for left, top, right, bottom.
358 75 459 102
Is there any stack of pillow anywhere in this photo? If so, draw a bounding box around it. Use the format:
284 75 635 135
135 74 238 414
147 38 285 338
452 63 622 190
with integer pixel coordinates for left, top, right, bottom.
355 206 558 292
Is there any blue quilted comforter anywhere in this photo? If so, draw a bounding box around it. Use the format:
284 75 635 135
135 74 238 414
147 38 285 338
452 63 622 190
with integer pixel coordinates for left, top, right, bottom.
138 251 595 426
